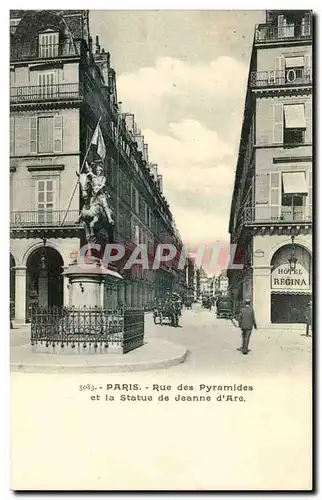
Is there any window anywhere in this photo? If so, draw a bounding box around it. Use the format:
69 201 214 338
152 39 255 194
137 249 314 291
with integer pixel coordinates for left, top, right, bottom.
281 172 308 221
36 179 55 223
283 104 306 145
39 32 59 58
30 116 63 154
285 57 305 84
38 72 55 98
10 117 15 156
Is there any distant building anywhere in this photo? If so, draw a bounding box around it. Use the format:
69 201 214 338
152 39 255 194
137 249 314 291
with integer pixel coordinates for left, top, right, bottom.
215 270 229 296
228 10 312 326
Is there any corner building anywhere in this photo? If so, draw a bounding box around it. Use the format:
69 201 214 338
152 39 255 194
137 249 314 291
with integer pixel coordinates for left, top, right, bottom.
10 10 188 323
228 10 312 327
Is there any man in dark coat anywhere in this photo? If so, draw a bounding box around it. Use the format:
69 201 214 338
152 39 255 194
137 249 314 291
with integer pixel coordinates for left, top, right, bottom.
306 301 312 336
238 299 257 355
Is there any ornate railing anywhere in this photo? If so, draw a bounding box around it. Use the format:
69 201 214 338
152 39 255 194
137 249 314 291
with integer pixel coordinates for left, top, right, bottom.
10 210 80 227
30 306 145 354
10 83 83 103
255 23 312 43
10 41 81 62
251 68 312 88
123 308 145 353
243 206 312 224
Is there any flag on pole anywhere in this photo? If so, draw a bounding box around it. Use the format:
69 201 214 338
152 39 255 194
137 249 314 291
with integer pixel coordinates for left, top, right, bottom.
91 122 106 161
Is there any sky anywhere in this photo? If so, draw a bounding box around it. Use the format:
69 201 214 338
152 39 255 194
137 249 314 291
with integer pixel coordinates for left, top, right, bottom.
90 10 266 274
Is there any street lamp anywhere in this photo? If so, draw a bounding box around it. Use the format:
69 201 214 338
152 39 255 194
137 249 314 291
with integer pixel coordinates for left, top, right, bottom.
40 238 47 270
288 235 297 272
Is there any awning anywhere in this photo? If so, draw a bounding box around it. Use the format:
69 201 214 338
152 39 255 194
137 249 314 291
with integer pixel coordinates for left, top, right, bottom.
285 56 304 68
282 172 308 194
284 104 306 129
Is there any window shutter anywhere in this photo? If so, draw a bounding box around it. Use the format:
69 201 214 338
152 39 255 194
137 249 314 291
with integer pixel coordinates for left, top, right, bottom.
307 170 312 218
10 117 15 156
305 100 312 143
272 103 284 144
30 117 37 153
304 52 312 80
54 115 63 152
269 172 281 220
275 56 285 85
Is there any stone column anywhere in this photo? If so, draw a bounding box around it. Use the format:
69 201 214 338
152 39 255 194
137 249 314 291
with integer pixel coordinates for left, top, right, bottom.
15 266 27 323
63 267 70 307
125 281 131 307
118 282 125 308
252 265 272 328
131 281 137 307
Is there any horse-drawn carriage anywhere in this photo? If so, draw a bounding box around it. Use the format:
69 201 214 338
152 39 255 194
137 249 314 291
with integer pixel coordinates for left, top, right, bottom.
153 296 181 327
201 295 212 310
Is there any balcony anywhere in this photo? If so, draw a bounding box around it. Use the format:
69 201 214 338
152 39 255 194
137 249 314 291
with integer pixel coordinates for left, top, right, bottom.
10 83 83 104
251 68 312 88
255 23 312 43
10 210 80 228
243 206 312 225
10 41 81 62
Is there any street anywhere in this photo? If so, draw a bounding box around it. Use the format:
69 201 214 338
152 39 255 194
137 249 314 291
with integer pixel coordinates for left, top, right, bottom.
146 303 312 377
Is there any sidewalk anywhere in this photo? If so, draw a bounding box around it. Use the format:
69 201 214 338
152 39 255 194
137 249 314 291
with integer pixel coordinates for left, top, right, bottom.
10 315 189 373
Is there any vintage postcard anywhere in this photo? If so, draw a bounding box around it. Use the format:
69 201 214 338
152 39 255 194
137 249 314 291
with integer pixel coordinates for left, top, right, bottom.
9 9 313 491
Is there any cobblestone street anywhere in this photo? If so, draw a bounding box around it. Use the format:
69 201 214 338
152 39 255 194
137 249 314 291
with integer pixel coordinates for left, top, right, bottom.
145 304 312 377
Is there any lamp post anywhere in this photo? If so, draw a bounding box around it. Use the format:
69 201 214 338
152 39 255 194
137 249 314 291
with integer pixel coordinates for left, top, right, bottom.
288 235 298 272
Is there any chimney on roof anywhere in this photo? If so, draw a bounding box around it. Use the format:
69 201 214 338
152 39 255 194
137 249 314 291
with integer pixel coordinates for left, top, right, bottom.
96 35 100 53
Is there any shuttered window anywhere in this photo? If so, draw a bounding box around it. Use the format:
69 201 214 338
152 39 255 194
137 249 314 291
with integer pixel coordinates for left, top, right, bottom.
269 172 281 220
38 117 54 153
39 32 59 58
36 179 55 223
30 116 63 154
305 100 312 143
54 116 63 152
308 170 312 215
272 103 284 144
29 117 37 153
10 117 15 156
38 72 55 98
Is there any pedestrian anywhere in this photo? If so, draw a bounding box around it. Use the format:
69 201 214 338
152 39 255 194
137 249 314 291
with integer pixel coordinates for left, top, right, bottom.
305 300 312 337
238 298 257 355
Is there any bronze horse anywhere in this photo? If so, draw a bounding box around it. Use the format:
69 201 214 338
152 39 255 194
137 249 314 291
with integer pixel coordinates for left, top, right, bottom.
77 172 114 244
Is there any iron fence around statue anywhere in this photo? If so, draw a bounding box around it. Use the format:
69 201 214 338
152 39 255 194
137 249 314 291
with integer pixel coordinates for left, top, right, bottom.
30 306 144 354
123 308 145 354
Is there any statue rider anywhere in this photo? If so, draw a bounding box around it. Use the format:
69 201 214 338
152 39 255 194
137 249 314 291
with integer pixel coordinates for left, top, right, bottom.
85 160 114 225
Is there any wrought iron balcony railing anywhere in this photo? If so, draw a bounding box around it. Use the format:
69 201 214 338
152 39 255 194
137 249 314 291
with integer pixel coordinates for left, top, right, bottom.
255 23 312 43
251 68 312 88
10 83 83 103
243 206 312 224
10 41 81 62
10 210 80 228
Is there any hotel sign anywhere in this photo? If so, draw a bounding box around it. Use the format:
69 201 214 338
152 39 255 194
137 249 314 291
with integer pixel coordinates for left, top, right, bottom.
271 263 310 291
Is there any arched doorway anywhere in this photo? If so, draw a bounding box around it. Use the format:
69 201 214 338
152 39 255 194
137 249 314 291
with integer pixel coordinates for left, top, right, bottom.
26 246 64 321
270 244 312 323
10 254 16 319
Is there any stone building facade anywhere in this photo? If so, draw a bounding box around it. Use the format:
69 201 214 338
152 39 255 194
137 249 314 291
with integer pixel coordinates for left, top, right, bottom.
10 9 188 323
228 10 312 327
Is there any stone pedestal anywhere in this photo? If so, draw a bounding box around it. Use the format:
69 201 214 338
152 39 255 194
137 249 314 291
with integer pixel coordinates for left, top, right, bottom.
63 259 123 309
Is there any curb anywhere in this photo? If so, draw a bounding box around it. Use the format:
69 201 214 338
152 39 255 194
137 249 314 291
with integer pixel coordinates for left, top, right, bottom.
10 343 189 374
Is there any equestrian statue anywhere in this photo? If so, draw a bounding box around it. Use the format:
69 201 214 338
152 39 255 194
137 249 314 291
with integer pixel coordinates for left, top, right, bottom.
77 159 114 245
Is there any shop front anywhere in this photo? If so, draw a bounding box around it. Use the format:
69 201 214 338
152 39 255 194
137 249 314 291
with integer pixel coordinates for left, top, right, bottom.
270 243 312 323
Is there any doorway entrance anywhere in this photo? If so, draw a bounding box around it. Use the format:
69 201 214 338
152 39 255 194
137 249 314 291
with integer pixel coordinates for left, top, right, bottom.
26 246 63 321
